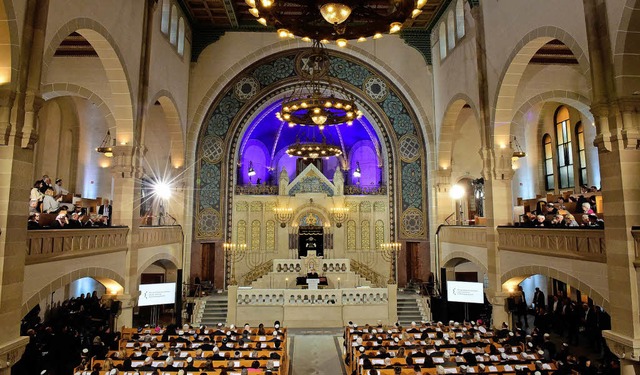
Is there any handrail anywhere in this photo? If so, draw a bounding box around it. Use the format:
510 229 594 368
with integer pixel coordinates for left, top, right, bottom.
350 259 386 287
242 259 274 285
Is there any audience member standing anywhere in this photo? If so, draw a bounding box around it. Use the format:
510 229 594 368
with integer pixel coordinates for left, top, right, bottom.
98 199 112 226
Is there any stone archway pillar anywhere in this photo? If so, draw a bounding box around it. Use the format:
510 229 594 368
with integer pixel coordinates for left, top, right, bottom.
114 294 136 330
436 168 454 224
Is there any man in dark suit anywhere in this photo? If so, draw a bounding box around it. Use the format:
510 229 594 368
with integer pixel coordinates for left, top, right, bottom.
98 199 112 226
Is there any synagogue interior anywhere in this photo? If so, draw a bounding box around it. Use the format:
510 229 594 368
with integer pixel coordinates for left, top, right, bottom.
0 0 639 374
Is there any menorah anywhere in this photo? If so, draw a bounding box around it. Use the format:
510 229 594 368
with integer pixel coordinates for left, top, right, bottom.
379 242 402 284
273 206 293 228
223 242 247 286
329 207 349 228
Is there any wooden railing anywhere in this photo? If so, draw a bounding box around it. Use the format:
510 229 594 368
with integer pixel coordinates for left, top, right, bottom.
344 185 387 195
235 184 279 195
26 227 129 264
497 227 606 263
350 259 386 287
138 225 183 247
438 225 487 247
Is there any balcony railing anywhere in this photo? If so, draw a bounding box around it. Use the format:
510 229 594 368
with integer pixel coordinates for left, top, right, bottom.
497 227 606 263
138 225 183 247
235 184 279 195
26 227 129 264
344 185 387 195
438 225 487 247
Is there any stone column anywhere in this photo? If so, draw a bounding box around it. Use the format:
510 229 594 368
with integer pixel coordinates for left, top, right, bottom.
114 294 136 330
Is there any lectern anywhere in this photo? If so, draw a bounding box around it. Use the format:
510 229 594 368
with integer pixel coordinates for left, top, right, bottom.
306 278 320 290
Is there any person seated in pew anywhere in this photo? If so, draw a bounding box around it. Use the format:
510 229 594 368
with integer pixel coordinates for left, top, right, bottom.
184 356 197 371
257 323 266 336
138 357 155 371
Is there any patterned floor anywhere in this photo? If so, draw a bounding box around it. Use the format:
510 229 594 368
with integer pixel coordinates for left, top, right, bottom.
288 328 347 375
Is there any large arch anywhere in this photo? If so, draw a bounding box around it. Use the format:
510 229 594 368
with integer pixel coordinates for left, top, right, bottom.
438 94 481 170
137 253 180 285
41 83 116 130
42 18 134 143
492 26 592 147
501 266 609 310
441 252 489 276
510 90 592 133
614 0 640 96
192 47 431 244
149 90 184 168
21 267 125 317
0 0 18 86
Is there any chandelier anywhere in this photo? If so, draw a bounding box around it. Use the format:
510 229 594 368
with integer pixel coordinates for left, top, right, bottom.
246 0 428 45
286 141 343 159
275 40 362 128
96 130 114 158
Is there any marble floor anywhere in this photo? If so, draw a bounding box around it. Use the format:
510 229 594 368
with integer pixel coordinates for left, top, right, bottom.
288 328 347 375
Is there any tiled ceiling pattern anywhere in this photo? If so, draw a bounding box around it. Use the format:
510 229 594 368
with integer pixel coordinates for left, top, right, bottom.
180 0 445 29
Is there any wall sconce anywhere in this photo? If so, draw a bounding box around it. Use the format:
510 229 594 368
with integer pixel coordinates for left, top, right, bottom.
329 207 349 228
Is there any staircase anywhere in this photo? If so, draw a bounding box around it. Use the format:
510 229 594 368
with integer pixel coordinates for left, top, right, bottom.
196 293 229 326
397 283 430 325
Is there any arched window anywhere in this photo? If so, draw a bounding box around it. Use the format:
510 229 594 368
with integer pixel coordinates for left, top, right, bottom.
555 106 574 189
455 0 465 39
575 121 587 186
177 18 185 55
170 5 178 45
543 134 554 190
161 0 170 34
439 22 447 59
447 11 456 50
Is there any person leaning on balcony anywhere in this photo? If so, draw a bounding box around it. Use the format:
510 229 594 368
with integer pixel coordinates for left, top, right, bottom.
51 211 69 228
27 213 41 229
550 214 565 228
534 215 548 227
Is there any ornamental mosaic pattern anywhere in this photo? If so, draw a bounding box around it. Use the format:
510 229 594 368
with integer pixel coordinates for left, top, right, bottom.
364 76 389 102
234 76 260 101
374 202 386 213
196 50 428 240
237 220 247 244
266 220 276 251
399 134 421 163
250 201 263 212
401 208 424 237
288 176 334 196
361 220 371 250
347 201 359 213
236 202 248 212
359 201 372 212
251 220 261 250
375 220 385 250
346 220 356 251
201 135 224 163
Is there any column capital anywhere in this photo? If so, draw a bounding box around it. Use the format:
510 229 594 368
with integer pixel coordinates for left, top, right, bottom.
111 145 145 179
436 168 451 192
481 147 515 181
603 330 640 362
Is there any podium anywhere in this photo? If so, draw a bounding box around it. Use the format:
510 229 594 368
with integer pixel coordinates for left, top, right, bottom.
306 278 320 290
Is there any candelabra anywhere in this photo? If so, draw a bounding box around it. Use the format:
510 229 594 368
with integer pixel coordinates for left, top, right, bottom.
379 242 402 284
273 207 293 228
223 242 247 286
329 207 349 228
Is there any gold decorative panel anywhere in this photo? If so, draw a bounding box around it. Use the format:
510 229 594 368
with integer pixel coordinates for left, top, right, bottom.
236 202 248 212
361 220 371 250
360 201 372 212
347 201 358 213
374 202 386 213
347 220 356 251
266 220 276 251
375 220 384 250
237 220 247 244
250 201 263 212
251 220 261 250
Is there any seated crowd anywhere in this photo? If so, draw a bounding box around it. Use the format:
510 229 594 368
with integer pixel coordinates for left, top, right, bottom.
74 322 288 375
28 175 112 229
345 319 618 375
519 192 604 229
13 291 118 375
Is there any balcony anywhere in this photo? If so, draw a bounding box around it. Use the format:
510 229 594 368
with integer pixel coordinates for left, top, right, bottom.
26 227 129 264
497 227 606 263
235 184 279 195
438 225 487 247
344 185 387 195
138 225 183 247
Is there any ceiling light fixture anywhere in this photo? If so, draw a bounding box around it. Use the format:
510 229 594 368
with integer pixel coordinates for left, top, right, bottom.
250 0 418 42
96 130 115 158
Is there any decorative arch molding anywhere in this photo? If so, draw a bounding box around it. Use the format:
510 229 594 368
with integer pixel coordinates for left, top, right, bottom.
41 18 135 142
613 0 640 96
292 205 332 227
492 26 592 145
441 252 489 276
194 48 430 242
21 267 125 317
438 94 481 169
511 90 592 135
186 39 435 157
149 90 185 168
41 83 116 130
501 266 609 311
0 0 19 87
137 253 180 282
